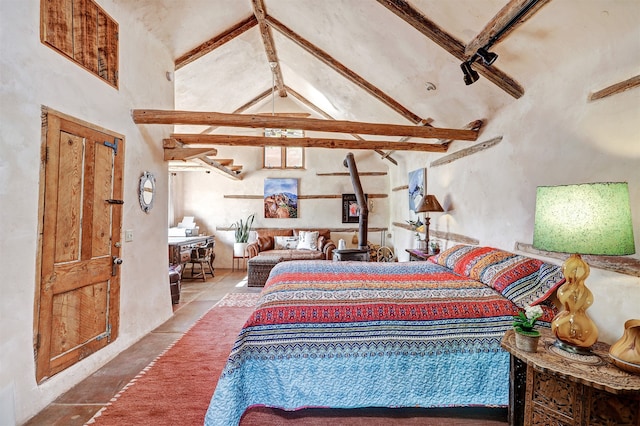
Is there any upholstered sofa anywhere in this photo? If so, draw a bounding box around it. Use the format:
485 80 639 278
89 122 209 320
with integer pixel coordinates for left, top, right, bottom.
246 228 336 261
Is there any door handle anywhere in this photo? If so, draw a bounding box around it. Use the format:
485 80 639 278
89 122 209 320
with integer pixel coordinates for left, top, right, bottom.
112 256 123 276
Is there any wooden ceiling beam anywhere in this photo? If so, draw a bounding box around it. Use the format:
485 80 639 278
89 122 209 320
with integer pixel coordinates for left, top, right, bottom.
376 0 524 99
464 0 552 56
588 75 640 102
265 15 425 124
163 147 217 161
193 157 242 180
201 88 273 134
169 134 449 153
174 15 258 70
134 109 479 140
251 0 286 97
285 85 399 165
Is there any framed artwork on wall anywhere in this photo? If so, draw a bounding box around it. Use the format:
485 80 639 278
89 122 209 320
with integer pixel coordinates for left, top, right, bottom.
264 178 298 218
408 168 426 212
342 193 368 223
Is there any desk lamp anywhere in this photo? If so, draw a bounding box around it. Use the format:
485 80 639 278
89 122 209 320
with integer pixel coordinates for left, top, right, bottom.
533 182 635 354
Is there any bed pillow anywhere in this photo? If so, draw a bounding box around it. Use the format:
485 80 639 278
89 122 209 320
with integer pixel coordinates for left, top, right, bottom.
296 231 319 250
429 245 511 280
274 236 299 250
430 244 565 308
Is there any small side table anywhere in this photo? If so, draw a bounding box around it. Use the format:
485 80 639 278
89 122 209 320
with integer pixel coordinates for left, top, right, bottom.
405 248 430 261
501 328 640 425
232 254 246 271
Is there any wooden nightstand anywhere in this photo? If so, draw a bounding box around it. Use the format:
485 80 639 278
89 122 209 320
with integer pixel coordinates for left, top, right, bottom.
405 248 430 261
501 328 640 425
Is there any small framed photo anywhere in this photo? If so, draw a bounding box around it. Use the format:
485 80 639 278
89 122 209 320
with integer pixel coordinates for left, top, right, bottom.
342 193 367 223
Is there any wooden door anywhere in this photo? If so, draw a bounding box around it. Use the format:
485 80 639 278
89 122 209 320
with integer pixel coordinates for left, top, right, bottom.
35 110 124 383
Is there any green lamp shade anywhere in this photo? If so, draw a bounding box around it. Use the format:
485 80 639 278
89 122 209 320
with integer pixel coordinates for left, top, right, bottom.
533 182 636 255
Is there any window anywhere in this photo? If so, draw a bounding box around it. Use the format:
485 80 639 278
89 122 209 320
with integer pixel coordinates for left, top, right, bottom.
41 0 119 88
263 128 305 169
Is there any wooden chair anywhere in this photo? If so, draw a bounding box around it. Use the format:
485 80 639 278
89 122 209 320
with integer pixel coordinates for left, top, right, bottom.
185 243 214 281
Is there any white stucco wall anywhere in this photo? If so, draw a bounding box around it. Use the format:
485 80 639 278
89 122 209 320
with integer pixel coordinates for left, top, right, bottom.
0 1 174 424
389 18 640 346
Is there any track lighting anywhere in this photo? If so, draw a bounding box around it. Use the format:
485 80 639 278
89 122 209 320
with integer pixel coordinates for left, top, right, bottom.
460 0 539 86
476 47 498 65
460 61 479 85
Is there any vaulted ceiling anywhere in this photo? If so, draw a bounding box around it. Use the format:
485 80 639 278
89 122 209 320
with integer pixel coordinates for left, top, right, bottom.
119 0 639 176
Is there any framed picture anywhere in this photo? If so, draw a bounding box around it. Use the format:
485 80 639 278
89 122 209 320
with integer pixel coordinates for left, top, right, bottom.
264 178 298 218
342 193 367 223
408 168 426 212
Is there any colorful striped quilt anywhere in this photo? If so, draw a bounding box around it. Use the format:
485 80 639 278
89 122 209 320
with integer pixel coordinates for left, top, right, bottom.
205 260 556 426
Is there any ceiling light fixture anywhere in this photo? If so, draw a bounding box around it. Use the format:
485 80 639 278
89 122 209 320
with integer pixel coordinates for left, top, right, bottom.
460 61 479 85
461 0 539 85
476 47 498 66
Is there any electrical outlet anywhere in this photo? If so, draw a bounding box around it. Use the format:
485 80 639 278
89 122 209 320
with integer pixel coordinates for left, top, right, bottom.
125 229 134 242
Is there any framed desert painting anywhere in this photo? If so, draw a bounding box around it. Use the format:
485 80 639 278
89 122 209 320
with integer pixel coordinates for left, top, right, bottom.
264 178 298 218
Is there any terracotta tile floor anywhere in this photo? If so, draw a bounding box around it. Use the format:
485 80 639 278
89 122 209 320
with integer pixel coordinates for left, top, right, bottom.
24 269 257 426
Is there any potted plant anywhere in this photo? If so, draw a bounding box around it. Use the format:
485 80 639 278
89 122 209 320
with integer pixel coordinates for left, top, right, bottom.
406 218 425 249
512 305 544 352
232 214 254 257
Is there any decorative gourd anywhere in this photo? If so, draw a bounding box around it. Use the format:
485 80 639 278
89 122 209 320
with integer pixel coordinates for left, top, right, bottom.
609 319 640 375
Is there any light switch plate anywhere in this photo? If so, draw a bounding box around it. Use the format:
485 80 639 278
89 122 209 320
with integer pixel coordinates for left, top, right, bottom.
125 229 134 242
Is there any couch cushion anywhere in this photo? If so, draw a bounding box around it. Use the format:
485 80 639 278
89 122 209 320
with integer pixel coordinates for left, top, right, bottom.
297 230 319 250
263 249 324 260
256 229 294 239
294 228 331 240
430 244 565 308
274 236 299 250
256 236 274 252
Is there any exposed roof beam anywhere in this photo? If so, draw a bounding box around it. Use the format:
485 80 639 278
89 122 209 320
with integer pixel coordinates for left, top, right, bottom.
265 15 425 124
588 74 640 102
464 0 552 56
133 109 479 140
163 147 217 161
193 157 242 180
174 15 257 70
376 0 524 99
436 119 485 148
201 88 273 134
251 0 286 97
285 85 398 165
169 134 449 153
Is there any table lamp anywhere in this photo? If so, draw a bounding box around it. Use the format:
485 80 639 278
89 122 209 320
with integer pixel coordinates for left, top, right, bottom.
415 195 444 246
533 182 636 354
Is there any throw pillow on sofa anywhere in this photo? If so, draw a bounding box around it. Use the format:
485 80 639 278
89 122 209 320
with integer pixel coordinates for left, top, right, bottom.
274 236 299 250
297 231 319 250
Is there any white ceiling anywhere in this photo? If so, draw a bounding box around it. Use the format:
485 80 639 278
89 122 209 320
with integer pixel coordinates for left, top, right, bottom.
115 0 639 137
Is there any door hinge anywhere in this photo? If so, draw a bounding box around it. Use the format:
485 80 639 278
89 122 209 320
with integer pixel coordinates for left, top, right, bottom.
96 324 112 343
104 138 119 155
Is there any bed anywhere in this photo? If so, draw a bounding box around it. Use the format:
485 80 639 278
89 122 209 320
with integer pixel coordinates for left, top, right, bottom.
205 245 565 425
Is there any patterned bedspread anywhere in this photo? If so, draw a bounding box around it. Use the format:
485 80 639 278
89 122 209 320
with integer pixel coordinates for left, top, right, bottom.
205 260 556 426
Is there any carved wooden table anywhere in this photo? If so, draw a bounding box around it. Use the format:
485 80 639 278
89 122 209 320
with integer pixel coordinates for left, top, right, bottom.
501 328 640 425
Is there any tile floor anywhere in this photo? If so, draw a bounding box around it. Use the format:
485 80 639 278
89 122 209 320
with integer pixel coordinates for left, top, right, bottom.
24 269 257 426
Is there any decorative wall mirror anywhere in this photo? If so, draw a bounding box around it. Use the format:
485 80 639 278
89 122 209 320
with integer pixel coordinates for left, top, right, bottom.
138 171 156 213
